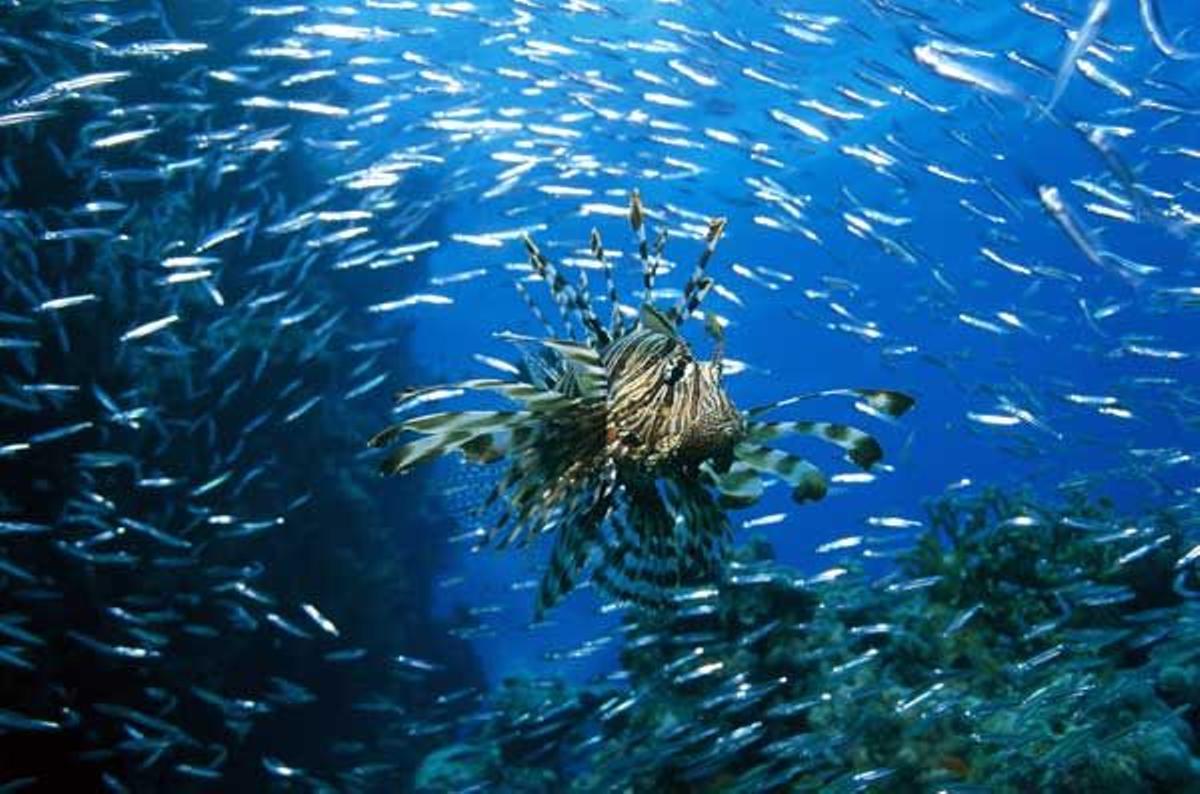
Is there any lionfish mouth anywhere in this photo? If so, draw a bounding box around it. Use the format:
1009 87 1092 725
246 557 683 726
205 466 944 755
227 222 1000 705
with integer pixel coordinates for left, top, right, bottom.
369 190 914 617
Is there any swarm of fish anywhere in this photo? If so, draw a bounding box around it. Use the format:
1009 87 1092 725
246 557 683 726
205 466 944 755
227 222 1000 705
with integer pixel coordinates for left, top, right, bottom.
371 191 914 615
0 0 1197 789
412 488 1200 792
0 2 477 790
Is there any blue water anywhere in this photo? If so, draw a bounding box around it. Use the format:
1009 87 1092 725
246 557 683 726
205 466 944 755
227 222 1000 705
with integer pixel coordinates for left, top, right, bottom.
1 0 1197 789
383 1 1200 683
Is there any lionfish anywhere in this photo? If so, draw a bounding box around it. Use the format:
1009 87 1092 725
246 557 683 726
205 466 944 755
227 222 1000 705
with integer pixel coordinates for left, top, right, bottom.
370 191 913 618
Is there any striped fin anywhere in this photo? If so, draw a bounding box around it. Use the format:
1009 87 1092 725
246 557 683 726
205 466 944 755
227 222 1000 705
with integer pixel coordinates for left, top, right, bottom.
377 429 475 475
629 190 665 307
746 388 916 421
647 226 668 304
590 228 624 337
494 332 605 371
593 514 675 611
495 332 608 400
400 410 521 435
701 461 765 508
481 398 608 551
373 411 530 475
522 233 610 346
638 303 680 339
663 475 730 576
677 277 714 327
368 423 406 450
534 467 616 618
747 420 883 470
853 388 915 419
670 215 726 326
606 480 681 601
629 189 651 283
593 475 730 611
734 442 827 503
513 278 558 338
460 431 509 464
393 378 580 415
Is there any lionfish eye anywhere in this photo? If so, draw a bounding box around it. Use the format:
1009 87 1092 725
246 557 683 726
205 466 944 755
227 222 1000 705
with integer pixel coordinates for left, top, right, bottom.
666 357 689 385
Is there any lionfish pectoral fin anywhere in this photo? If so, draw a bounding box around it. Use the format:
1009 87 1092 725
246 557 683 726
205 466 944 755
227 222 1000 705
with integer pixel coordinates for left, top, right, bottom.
746 420 884 470
367 423 405 449
460 432 509 464
377 431 469 476
663 475 730 577
855 389 916 419
734 442 828 503
374 411 527 475
592 479 683 609
746 388 916 421
700 460 765 509
534 488 611 619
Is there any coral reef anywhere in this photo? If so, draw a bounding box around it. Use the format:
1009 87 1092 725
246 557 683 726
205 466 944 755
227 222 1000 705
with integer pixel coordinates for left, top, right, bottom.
415 487 1199 792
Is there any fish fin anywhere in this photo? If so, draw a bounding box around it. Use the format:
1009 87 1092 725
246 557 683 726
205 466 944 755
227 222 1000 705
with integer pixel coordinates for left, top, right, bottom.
534 472 615 618
663 475 731 577
593 479 680 610
734 442 828 503
638 303 680 339
670 215 727 326
746 388 915 421
747 420 884 470
523 233 610 347
374 411 529 475
700 460 766 509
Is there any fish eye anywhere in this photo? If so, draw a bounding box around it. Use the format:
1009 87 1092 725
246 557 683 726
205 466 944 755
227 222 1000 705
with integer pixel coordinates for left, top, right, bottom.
666 356 689 385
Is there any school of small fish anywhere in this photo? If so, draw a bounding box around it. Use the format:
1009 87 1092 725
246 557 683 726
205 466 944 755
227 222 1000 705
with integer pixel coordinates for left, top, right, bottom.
0 0 1196 789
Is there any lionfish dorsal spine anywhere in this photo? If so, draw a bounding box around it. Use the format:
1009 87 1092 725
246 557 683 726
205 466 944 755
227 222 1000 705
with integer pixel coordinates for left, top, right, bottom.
629 190 661 309
589 227 624 337
512 277 557 338
670 216 727 327
522 232 610 347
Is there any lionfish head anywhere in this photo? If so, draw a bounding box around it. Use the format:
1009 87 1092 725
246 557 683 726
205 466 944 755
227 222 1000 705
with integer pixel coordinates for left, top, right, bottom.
669 356 744 472
605 326 745 477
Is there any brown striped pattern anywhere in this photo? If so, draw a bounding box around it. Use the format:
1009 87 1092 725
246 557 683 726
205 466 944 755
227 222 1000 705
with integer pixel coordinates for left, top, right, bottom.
371 191 915 616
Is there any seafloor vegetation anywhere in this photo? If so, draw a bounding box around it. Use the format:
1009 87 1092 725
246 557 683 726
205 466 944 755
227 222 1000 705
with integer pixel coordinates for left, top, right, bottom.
416 487 1200 792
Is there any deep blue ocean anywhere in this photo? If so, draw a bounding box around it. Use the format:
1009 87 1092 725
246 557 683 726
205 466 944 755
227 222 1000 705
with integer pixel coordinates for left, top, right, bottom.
0 0 1197 791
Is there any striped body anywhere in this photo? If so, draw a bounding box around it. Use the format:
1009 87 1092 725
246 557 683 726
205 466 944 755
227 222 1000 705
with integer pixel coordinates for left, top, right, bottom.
604 328 743 476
